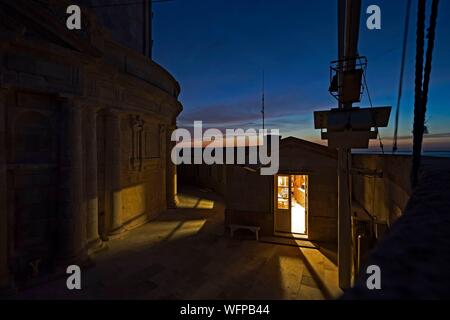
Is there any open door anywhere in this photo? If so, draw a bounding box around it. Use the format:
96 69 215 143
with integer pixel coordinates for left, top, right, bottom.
275 175 308 236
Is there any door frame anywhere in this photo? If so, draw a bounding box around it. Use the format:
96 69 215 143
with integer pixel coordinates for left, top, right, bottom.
273 173 309 239
274 175 291 234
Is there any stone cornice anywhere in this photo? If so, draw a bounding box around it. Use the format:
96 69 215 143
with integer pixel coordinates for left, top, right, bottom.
1 0 103 58
0 1 183 120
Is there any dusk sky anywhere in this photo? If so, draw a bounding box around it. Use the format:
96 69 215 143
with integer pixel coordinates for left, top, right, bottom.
153 0 450 151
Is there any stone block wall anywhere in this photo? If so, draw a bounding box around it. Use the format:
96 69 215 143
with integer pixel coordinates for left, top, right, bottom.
352 154 413 226
120 114 167 227
225 166 274 236
278 142 338 242
0 0 181 289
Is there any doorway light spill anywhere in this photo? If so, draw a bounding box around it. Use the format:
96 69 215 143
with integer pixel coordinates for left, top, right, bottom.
277 255 302 297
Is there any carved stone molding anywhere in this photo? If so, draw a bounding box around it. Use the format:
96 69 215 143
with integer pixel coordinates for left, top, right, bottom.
130 115 145 171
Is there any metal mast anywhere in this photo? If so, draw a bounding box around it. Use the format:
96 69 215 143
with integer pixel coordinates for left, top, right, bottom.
337 0 361 290
315 0 391 291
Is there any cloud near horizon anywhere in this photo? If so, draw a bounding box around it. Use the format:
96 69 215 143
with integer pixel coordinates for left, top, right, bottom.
178 90 329 133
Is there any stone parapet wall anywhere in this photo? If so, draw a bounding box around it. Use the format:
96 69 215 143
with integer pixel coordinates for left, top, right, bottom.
352 154 413 226
343 157 450 299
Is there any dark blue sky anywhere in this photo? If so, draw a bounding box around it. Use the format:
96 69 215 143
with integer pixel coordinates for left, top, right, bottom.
153 0 450 151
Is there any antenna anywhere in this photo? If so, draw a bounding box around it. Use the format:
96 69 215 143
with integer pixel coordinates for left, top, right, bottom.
261 70 265 130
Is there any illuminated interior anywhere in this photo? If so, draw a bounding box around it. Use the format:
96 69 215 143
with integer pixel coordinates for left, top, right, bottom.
276 175 308 235
291 175 307 234
277 176 289 209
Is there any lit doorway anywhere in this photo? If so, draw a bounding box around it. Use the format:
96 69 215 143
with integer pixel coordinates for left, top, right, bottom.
275 175 308 236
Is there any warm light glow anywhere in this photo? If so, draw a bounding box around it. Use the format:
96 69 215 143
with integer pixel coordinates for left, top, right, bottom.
290 175 307 234
275 174 308 235
165 219 207 241
277 255 302 298
291 200 306 234
177 194 199 208
277 176 289 209
121 184 147 221
177 194 215 209
197 199 215 209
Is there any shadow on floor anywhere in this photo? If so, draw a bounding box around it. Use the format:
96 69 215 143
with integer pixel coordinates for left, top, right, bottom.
16 186 325 300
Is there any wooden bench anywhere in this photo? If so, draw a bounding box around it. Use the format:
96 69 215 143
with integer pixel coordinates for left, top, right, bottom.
229 224 260 241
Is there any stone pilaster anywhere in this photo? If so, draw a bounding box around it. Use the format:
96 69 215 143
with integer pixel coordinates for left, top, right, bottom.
106 111 124 237
166 125 178 208
0 89 11 291
57 98 86 264
85 107 103 253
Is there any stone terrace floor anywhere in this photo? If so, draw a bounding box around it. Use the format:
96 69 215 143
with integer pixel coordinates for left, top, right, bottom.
17 187 325 300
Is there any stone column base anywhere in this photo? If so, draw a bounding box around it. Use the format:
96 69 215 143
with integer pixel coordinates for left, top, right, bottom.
168 194 180 209
87 238 106 255
108 226 126 240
